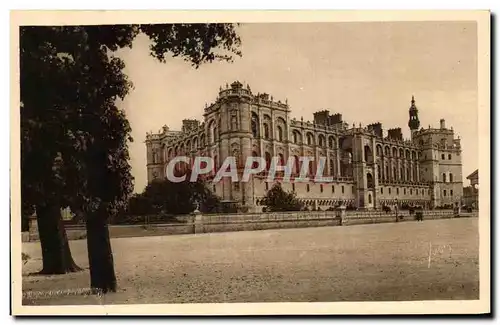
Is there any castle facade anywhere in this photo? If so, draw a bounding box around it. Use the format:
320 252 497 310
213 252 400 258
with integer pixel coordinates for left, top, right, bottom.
145 81 464 212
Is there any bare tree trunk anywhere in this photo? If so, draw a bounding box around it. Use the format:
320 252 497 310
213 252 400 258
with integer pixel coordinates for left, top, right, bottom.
86 208 117 293
36 203 82 274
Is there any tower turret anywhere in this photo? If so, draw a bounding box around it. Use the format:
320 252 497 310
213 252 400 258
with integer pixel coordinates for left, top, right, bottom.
408 95 420 139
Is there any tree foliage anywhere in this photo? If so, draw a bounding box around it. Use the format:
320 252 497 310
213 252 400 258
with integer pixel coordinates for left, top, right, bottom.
21 23 241 216
128 170 221 216
20 23 241 287
262 183 304 212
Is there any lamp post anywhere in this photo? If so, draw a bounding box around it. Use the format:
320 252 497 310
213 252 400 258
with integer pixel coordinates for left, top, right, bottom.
455 195 461 216
395 198 399 222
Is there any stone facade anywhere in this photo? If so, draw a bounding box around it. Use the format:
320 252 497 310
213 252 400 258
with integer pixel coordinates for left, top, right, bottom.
145 81 464 212
463 169 479 209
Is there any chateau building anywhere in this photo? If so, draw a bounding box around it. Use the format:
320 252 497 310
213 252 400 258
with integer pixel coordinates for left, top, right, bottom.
463 169 479 209
145 81 464 212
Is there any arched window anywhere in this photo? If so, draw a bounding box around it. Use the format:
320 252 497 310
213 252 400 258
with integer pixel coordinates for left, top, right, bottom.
449 173 453 182
230 113 238 130
377 165 381 179
213 155 218 174
392 147 397 157
213 126 218 142
208 120 216 143
367 173 374 188
265 152 271 170
161 144 166 161
276 126 283 142
278 153 285 166
318 135 325 147
263 124 270 139
385 146 390 156
442 173 447 183
368 193 372 204
251 113 259 138
329 137 335 149
364 145 373 163
292 130 301 144
329 159 335 176
252 151 259 169
308 160 314 175
294 155 300 174
306 133 314 145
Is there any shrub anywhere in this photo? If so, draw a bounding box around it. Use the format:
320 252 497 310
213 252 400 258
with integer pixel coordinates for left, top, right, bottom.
262 184 304 212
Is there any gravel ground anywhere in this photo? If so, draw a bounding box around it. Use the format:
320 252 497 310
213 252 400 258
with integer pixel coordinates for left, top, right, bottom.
21 218 479 305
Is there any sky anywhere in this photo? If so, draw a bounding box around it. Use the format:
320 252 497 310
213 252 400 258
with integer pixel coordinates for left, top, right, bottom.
116 22 478 193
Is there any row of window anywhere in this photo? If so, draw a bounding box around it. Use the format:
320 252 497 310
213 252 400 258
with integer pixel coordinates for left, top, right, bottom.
219 182 454 198
380 187 429 196
441 153 453 160
263 182 351 194
376 146 420 160
377 164 419 182
443 189 454 197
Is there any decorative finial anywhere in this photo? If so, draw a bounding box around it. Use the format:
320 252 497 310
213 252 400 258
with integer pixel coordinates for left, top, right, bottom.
226 83 228 88
411 95 415 104
219 86 222 91
285 98 288 105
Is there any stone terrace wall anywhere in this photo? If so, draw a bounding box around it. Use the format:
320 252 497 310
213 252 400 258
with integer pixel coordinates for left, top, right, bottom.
23 209 475 242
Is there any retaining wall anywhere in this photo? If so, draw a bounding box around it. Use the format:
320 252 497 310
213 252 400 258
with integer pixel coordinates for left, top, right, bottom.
23 210 476 242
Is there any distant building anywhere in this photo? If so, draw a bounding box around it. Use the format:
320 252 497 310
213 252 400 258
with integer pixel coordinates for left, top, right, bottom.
145 81 464 212
463 169 479 209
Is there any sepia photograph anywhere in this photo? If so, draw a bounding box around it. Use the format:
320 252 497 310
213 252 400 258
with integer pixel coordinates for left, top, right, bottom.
10 10 490 315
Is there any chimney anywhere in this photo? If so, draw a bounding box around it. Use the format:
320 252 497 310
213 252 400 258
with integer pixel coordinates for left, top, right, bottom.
440 119 446 129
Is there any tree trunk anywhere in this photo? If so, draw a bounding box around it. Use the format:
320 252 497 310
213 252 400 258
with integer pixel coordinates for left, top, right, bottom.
36 203 82 274
86 209 117 293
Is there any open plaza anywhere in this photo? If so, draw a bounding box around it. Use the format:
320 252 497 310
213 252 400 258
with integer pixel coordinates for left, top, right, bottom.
22 217 479 305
